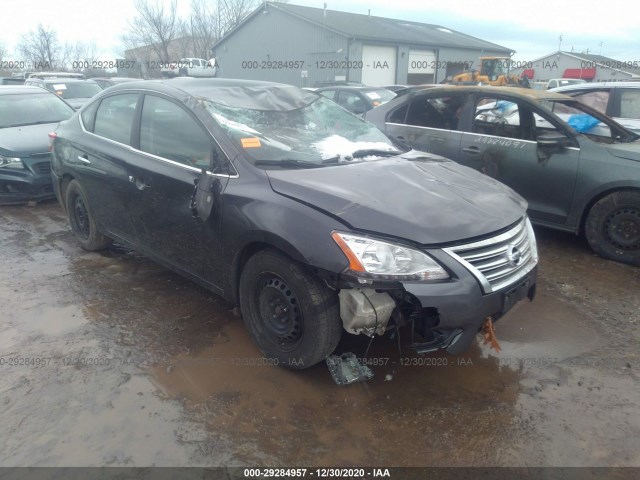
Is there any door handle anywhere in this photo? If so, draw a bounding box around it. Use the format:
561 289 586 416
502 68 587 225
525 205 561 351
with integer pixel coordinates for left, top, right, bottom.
462 146 480 154
395 135 406 141
77 155 90 164
429 137 445 143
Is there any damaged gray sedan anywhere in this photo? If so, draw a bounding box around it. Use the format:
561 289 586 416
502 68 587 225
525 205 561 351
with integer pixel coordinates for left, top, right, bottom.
51 79 537 369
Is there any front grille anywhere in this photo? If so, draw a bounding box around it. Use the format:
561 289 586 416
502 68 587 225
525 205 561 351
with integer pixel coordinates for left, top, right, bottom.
443 217 538 294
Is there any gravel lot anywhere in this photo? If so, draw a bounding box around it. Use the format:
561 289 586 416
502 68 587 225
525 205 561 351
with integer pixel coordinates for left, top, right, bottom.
1 200 638 468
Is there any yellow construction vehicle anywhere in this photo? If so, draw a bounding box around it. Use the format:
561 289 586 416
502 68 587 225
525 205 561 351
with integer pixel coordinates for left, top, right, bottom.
448 57 529 87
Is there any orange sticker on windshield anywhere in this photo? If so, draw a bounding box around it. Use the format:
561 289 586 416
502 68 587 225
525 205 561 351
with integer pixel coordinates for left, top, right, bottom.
241 137 261 148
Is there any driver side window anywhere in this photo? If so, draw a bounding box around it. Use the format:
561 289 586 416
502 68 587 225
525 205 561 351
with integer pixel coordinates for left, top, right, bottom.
140 95 212 168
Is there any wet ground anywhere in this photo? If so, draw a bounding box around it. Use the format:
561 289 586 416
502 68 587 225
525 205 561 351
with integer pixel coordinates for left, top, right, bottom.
1 200 638 468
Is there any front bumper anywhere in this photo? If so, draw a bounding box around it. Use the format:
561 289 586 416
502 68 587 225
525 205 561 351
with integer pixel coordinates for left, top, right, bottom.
0 162 55 205
401 264 537 354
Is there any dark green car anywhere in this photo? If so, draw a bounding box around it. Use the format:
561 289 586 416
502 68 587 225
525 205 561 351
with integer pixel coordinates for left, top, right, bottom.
366 86 640 266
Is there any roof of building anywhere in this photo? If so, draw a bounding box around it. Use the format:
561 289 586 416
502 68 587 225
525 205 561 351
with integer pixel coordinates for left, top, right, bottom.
215 2 512 53
528 51 640 76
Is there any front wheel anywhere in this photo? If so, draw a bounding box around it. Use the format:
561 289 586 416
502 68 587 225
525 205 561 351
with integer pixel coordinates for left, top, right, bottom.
585 191 640 266
239 250 342 369
65 180 113 251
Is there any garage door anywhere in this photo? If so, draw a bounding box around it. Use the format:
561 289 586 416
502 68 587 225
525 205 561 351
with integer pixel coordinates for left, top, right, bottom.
408 49 436 84
361 45 396 86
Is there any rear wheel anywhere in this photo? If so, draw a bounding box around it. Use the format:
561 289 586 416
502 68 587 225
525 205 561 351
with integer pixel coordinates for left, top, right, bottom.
239 250 342 369
65 180 112 251
585 191 640 266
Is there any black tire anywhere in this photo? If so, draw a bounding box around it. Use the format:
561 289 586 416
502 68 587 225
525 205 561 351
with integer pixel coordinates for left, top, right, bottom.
65 180 113 251
239 250 342 369
585 191 640 266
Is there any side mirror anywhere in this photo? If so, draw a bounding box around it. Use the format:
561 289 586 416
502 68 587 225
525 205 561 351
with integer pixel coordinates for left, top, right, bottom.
537 132 571 148
190 170 221 222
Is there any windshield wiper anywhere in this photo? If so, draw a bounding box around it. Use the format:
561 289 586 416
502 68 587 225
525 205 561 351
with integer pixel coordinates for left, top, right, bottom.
350 148 403 158
254 159 324 169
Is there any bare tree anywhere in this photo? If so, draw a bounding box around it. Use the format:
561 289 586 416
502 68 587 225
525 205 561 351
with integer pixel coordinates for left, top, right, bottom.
186 0 219 59
219 0 258 36
0 42 7 64
62 41 98 70
18 24 61 70
126 0 180 62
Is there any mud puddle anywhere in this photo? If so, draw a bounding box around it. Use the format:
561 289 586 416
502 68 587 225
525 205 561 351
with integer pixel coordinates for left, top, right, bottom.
1 203 639 468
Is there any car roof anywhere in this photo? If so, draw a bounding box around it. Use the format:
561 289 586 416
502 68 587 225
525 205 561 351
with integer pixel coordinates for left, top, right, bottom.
105 78 319 110
37 78 98 84
314 85 391 92
405 85 570 101
552 81 640 92
92 77 140 82
0 85 55 95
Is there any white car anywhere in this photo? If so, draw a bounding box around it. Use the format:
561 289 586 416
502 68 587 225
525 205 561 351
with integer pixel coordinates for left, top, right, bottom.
551 81 640 133
161 58 217 78
546 78 586 89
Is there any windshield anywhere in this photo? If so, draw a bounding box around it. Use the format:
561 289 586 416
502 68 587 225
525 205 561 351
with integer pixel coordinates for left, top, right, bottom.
538 99 636 143
47 82 102 99
203 96 402 167
0 93 75 128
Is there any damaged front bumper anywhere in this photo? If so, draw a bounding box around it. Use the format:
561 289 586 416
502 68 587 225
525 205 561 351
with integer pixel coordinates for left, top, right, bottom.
337 265 536 355
334 216 538 355
0 159 55 205
398 265 537 354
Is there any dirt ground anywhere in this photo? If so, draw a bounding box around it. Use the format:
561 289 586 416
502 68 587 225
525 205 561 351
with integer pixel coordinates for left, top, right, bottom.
1 200 638 468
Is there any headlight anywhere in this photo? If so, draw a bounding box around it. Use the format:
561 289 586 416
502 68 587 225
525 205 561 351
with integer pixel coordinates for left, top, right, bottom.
0 155 25 169
332 232 449 281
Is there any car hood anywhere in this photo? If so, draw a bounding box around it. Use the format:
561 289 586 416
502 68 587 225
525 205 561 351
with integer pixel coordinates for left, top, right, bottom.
0 123 56 156
607 141 640 162
266 153 527 245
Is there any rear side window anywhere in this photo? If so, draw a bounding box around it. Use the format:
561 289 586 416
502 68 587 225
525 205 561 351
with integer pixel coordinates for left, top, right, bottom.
572 90 610 114
93 94 139 145
140 95 212 168
406 94 466 130
619 89 640 119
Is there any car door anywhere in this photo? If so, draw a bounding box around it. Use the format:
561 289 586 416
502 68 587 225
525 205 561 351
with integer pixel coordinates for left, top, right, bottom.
125 93 230 288
71 92 141 242
458 94 580 225
383 91 467 159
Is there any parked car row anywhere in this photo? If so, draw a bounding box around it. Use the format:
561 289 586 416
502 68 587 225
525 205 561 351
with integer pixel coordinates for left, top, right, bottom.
3 76 639 372
307 85 398 114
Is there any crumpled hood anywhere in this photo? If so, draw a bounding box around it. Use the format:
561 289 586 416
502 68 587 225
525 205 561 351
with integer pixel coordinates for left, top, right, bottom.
266 154 528 245
0 123 56 157
607 141 640 162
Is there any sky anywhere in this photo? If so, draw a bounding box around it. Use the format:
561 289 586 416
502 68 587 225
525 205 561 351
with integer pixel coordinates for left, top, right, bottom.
1 0 638 63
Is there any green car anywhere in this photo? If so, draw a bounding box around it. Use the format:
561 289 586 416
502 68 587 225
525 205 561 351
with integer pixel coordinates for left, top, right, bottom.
366 86 640 266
